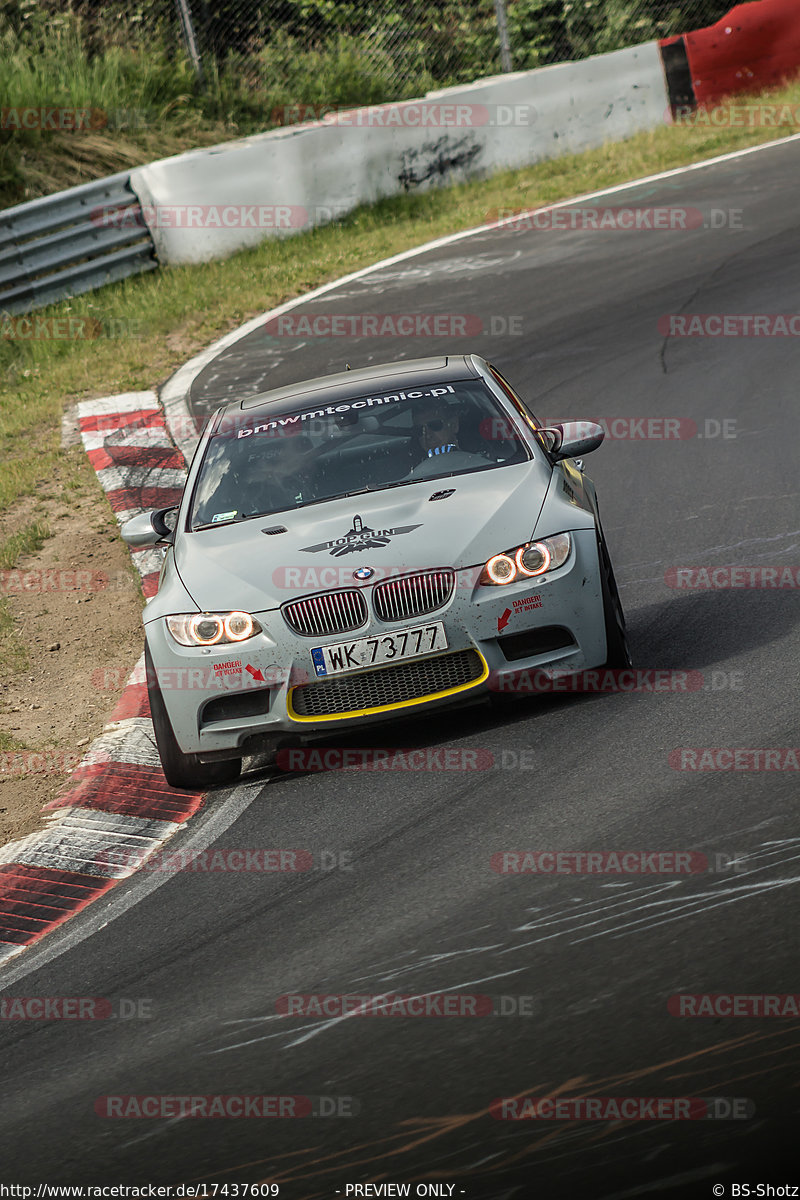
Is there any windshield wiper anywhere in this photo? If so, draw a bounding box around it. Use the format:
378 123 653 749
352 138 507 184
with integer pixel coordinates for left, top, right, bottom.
193 518 241 531
192 510 267 530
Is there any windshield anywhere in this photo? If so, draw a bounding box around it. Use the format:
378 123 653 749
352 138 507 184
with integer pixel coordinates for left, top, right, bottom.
189 379 531 530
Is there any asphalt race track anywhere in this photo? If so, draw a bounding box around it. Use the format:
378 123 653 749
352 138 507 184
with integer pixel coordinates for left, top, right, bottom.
2 138 800 1197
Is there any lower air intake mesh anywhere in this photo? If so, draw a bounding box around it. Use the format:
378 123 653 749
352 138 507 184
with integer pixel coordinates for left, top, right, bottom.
291 649 485 717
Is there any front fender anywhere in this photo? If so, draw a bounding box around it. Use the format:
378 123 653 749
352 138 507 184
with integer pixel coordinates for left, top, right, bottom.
531 460 597 541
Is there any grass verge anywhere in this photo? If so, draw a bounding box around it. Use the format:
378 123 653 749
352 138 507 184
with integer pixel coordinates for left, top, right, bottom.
0 16 438 209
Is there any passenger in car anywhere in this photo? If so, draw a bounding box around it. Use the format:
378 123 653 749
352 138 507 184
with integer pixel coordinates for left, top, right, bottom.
239 433 318 513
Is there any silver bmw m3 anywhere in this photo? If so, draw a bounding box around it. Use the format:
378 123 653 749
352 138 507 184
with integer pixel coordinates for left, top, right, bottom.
122 354 629 788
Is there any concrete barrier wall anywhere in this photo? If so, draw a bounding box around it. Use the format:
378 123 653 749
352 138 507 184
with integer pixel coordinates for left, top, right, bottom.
6 0 799 302
130 42 669 266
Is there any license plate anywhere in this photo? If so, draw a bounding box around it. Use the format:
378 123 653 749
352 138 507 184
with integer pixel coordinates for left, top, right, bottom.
310 622 448 678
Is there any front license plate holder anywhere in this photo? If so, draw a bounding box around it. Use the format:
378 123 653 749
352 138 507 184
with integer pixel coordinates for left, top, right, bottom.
310 622 448 678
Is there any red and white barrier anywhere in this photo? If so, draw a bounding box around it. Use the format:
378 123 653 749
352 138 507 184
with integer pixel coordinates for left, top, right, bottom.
661 0 800 113
0 394 205 965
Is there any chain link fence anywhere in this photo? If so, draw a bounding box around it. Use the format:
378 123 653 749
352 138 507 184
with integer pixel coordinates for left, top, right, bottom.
173 0 736 96
1 0 739 127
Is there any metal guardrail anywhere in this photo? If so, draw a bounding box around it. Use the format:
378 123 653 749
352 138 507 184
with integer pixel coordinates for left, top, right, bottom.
0 172 158 316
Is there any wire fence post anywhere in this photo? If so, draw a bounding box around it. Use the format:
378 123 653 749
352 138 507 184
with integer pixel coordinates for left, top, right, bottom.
493 0 513 73
175 0 204 79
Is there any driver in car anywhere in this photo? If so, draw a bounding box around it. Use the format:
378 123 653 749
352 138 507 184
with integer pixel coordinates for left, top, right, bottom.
406 399 489 478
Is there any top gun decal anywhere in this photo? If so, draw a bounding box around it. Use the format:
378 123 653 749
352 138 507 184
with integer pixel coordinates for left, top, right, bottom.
300 514 422 557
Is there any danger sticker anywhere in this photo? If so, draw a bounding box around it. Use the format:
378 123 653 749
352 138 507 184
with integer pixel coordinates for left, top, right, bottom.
513 594 542 612
213 659 242 677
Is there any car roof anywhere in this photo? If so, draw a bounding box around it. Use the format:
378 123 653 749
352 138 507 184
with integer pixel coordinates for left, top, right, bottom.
211 355 485 428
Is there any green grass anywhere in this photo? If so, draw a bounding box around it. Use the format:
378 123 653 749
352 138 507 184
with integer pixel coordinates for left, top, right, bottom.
0 0 757 208
0 729 30 752
0 13 439 208
0 519 51 569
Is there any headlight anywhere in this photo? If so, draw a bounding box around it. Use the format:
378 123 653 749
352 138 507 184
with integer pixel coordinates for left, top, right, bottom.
480 533 571 586
166 612 262 646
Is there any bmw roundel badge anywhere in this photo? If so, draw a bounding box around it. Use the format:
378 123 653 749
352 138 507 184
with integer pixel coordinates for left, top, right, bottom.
353 567 374 580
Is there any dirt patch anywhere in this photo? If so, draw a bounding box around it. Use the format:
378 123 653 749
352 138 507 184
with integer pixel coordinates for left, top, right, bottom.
164 322 215 367
0 448 147 846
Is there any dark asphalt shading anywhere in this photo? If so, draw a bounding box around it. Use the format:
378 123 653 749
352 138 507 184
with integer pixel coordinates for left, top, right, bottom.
2 140 800 1193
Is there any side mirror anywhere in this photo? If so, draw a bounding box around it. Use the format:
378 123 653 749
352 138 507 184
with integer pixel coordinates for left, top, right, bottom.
538 421 604 461
120 506 178 548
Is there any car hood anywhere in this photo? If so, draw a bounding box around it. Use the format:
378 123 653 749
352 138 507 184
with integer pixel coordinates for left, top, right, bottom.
174 461 553 612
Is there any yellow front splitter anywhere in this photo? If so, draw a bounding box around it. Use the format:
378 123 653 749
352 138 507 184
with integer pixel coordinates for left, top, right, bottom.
287 651 489 723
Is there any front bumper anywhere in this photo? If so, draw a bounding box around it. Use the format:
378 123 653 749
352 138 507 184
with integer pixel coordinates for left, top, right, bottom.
145 528 606 757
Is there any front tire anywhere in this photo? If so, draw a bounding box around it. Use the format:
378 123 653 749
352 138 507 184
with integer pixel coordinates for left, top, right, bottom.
145 645 242 790
597 529 631 669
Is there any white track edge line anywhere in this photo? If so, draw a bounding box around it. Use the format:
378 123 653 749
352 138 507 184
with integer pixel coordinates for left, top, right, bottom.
161 130 800 460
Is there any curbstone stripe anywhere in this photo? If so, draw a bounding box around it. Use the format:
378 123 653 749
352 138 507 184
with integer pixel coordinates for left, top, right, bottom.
0 393 206 964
